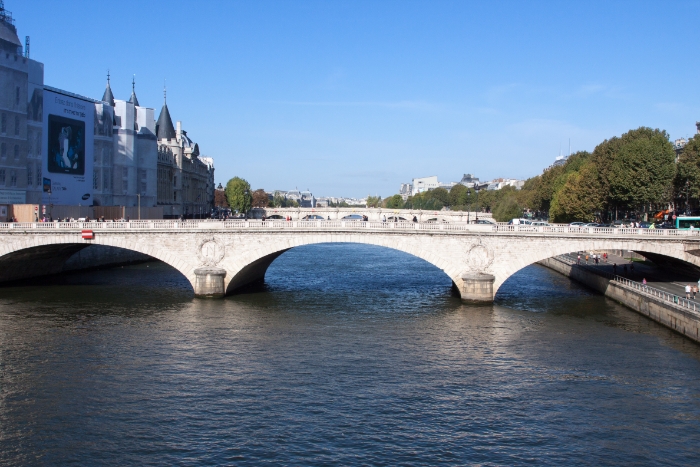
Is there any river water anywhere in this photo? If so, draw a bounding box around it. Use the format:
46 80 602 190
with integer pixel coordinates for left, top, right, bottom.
1 243 699 466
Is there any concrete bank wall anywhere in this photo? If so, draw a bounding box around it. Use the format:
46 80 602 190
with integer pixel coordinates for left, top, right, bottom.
539 257 700 344
63 245 152 272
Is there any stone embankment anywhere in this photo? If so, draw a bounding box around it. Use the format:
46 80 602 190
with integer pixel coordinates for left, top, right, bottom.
539 256 700 343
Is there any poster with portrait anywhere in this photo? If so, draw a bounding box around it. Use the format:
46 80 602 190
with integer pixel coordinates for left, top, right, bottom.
47 115 85 175
41 89 94 205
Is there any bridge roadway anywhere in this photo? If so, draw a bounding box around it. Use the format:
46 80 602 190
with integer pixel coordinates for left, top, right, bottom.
1 219 700 302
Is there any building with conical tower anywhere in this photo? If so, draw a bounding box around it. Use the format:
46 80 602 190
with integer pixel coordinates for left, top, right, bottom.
0 1 213 220
155 90 214 218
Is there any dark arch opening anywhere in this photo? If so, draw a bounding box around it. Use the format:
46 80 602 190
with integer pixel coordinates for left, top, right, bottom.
0 244 192 293
496 248 700 304
225 243 460 297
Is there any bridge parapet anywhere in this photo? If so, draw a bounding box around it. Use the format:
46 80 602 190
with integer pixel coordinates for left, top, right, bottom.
1 220 699 239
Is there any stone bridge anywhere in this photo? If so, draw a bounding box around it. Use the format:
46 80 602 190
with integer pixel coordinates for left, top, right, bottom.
251 207 491 223
1 220 700 302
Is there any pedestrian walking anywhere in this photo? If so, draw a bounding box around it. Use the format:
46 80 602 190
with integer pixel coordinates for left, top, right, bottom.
603 252 608 263
585 254 589 264
693 285 698 300
577 254 581 265
642 278 647 286
686 284 692 300
595 255 599 265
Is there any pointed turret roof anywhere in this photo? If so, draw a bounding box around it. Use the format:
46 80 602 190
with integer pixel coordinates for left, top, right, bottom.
102 71 115 106
156 88 176 140
128 76 140 106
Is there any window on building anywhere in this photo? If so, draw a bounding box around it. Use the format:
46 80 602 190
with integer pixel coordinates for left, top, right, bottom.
35 133 41 156
14 145 19 160
93 169 99 190
122 166 129 194
1 113 6 133
174 192 177 201
14 115 19 136
36 165 41 186
103 168 111 191
174 176 177 187
27 164 32 186
0 169 5 185
9 170 16 187
1 143 5 159
15 87 19 106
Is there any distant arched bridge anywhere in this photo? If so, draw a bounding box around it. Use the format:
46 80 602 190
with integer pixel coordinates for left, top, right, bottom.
1 220 699 301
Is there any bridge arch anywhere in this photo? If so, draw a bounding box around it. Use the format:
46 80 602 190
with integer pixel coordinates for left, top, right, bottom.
224 234 464 295
492 238 700 296
0 235 198 291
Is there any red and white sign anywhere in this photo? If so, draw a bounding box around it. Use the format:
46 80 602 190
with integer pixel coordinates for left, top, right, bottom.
81 230 94 240
34 206 38 212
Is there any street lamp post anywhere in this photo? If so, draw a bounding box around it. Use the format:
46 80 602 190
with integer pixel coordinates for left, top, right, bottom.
475 186 480 221
467 190 471 224
137 194 141 220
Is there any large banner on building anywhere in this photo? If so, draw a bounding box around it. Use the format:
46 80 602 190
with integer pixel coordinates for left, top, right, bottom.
41 89 94 206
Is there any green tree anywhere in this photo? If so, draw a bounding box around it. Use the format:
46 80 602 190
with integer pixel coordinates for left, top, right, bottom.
492 194 523 222
427 187 450 206
549 162 603 222
675 135 700 207
385 194 404 209
366 195 382 208
449 184 467 207
225 177 252 214
272 191 286 207
605 128 675 213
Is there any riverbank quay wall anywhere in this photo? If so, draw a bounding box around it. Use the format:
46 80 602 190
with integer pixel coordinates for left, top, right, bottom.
539 256 700 344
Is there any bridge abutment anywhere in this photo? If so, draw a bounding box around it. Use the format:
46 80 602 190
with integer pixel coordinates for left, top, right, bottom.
460 273 495 303
194 267 227 298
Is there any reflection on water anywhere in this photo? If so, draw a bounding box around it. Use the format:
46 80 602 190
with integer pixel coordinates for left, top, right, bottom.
0 243 699 466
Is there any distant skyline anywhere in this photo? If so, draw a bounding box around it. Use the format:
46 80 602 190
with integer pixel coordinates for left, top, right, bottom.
14 0 700 198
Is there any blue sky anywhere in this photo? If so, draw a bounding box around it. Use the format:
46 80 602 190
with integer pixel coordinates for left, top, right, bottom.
14 0 700 198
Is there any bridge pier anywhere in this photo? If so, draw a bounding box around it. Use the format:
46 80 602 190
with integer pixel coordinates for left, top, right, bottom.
460 273 495 303
194 267 227 298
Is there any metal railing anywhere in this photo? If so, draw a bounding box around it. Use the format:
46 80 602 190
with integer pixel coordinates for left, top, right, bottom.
556 254 700 314
0 219 698 238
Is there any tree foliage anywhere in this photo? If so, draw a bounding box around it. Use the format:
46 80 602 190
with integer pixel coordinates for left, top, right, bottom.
366 195 382 208
214 189 229 208
225 177 252 214
676 135 700 201
251 189 270 208
385 194 404 209
492 194 523 222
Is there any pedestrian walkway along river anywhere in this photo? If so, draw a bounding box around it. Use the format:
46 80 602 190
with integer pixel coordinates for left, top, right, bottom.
0 243 699 465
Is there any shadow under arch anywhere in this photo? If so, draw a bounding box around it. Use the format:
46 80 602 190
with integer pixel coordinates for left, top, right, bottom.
495 245 700 300
225 242 460 296
0 243 195 293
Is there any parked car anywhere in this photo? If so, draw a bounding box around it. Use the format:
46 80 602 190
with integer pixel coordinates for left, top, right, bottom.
507 219 532 225
475 219 496 225
569 222 585 227
582 223 600 227
639 221 652 228
531 221 551 227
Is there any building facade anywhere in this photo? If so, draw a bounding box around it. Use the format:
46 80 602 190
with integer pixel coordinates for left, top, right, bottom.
0 1 214 218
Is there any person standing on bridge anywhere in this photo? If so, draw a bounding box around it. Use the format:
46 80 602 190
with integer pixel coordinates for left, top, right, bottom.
382 215 386 223
577 254 581 265
585 254 589 264
686 284 692 300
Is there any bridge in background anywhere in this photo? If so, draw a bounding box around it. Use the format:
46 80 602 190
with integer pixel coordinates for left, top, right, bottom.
252 207 490 223
1 220 700 302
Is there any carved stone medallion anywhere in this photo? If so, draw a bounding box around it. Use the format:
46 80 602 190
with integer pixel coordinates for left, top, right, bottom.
466 236 493 273
197 236 225 266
